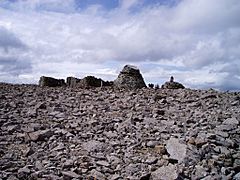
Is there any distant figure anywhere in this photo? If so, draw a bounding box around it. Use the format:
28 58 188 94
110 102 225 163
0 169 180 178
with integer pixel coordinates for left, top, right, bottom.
155 84 160 89
148 83 154 88
170 76 174 82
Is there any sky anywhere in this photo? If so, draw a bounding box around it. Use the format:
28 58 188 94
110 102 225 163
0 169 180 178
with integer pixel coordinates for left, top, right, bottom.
0 0 240 91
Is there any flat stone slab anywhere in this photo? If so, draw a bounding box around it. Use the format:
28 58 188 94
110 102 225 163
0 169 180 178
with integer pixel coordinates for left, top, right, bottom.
151 164 178 180
166 137 187 162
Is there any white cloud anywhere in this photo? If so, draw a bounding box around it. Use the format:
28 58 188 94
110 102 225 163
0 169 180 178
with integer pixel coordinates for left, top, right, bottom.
171 0 240 32
4 0 76 13
0 0 240 90
120 0 141 10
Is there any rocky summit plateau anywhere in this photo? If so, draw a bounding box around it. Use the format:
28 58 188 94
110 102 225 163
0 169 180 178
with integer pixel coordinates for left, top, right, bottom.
0 66 240 180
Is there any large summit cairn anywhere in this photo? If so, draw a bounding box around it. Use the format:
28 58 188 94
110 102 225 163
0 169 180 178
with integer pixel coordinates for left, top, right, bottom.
114 65 146 89
161 76 185 89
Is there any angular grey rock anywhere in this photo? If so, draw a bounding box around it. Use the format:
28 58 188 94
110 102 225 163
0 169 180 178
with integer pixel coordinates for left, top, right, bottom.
192 165 208 179
216 124 237 131
7 175 19 180
110 174 122 180
114 65 146 89
82 140 105 152
18 166 31 178
125 163 142 176
51 143 65 151
18 167 31 174
39 76 65 87
62 171 80 178
26 130 53 141
62 159 74 168
166 137 187 162
151 164 178 180
146 141 158 148
145 157 158 164
89 169 106 180
35 102 47 110
233 172 240 180
96 160 110 167
21 146 34 157
223 117 239 125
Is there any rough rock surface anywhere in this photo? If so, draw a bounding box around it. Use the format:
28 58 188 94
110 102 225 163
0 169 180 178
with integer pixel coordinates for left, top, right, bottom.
76 76 113 88
39 76 65 87
78 76 102 88
66 77 81 88
0 83 240 179
114 65 146 89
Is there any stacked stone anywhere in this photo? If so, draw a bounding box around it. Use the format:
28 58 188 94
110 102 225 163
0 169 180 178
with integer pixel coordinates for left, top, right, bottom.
114 65 146 89
40 76 113 89
39 76 65 87
66 77 81 88
76 76 111 88
161 76 185 89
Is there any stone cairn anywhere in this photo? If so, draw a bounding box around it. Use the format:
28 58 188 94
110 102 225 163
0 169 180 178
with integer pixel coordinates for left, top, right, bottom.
114 65 146 89
161 76 185 89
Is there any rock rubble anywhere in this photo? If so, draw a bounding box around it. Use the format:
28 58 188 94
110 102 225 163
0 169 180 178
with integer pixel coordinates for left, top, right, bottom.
0 83 239 179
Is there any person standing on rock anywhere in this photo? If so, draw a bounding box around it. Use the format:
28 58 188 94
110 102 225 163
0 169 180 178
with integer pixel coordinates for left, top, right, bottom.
170 76 174 83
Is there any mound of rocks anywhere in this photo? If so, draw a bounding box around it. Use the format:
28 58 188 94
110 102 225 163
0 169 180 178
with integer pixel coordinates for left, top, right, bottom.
162 76 185 89
39 76 65 87
1 82 239 179
114 65 146 89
